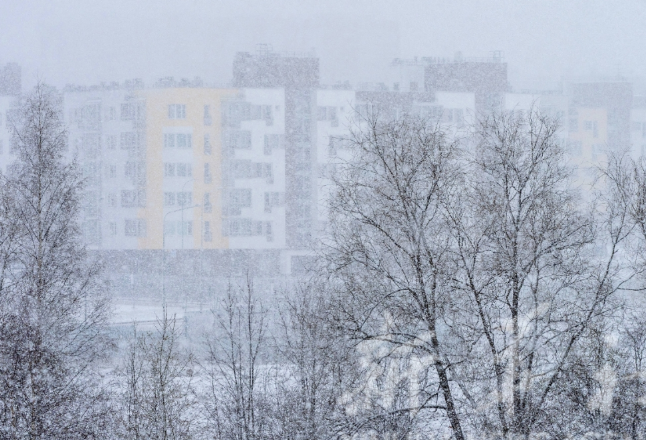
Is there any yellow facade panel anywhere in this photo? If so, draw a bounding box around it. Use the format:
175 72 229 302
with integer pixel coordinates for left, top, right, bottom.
136 88 237 250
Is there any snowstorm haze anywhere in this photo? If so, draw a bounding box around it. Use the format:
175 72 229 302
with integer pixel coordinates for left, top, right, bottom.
4 1 646 439
3 0 646 90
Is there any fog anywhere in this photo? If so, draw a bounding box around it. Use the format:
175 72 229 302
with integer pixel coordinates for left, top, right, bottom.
3 1 646 439
3 0 646 90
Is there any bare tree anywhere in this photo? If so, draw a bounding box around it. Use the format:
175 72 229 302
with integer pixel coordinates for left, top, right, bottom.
118 311 198 440
203 279 271 440
0 83 112 439
271 281 359 440
446 109 632 439
323 112 466 440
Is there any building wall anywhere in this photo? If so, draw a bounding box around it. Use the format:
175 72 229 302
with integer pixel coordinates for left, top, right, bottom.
222 88 287 249
137 87 236 250
0 96 15 172
631 107 646 159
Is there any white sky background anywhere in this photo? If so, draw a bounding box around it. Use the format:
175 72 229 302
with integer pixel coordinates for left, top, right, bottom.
1 0 646 91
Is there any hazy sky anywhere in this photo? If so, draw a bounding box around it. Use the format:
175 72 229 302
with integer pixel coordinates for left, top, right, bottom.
2 0 646 91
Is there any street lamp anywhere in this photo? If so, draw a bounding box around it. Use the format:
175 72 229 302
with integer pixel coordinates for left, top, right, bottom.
161 203 200 306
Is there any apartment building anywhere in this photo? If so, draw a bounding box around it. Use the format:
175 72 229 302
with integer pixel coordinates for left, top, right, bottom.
631 96 646 159
0 63 20 173
64 84 288 253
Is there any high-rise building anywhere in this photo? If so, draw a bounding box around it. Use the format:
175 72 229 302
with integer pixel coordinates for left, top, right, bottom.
233 47 320 251
390 52 508 113
64 83 288 253
566 80 633 152
0 63 21 96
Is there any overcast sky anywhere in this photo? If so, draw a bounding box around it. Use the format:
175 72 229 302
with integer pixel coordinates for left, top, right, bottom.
2 0 645 92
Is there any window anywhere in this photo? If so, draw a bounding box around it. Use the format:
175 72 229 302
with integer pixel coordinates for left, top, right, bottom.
177 163 192 177
164 133 175 148
125 219 146 237
164 133 192 149
317 106 338 125
224 130 251 149
263 163 273 183
204 134 211 155
121 190 146 208
164 162 191 177
0 112 3 127
264 192 284 213
108 193 117 207
222 219 264 237
109 222 117 236
203 193 212 213
125 161 146 185
163 221 192 236
121 103 135 120
120 132 136 149
106 135 116 150
108 165 117 178
204 221 212 242
317 106 327 121
263 105 273 126
204 163 212 184
265 222 272 241
176 133 192 149
179 221 192 236
0 140 3 155
229 189 251 208
204 105 212 126
177 192 192 207
329 107 338 127
168 104 186 119
264 134 283 155
105 107 116 121
164 192 176 206
223 218 252 236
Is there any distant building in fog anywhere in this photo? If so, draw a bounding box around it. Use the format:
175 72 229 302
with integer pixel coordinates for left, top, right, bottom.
0 63 20 175
631 95 646 158
390 51 509 113
0 63 21 96
233 47 320 269
2 54 645 297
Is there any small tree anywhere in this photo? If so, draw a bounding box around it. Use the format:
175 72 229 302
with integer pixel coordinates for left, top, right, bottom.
119 311 198 440
0 83 111 439
271 281 358 440
203 279 271 440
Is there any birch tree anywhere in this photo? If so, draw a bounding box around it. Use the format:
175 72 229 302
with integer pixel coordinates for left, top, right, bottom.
119 312 198 440
203 279 271 440
324 113 467 440
447 109 631 439
0 83 112 439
